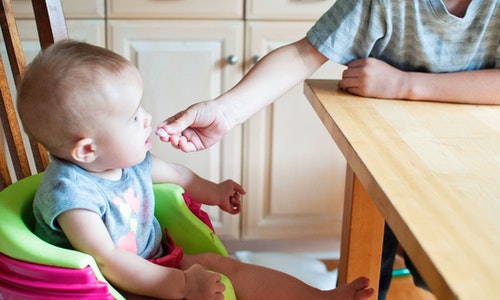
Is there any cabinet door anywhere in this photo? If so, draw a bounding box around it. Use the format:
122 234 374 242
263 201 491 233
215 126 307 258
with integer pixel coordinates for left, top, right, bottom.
107 20 244 239
107 0 243 19
243 21 347 240
246 0 335 20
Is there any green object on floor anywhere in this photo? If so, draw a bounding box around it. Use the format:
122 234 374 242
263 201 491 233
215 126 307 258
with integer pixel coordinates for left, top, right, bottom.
392 268 411 277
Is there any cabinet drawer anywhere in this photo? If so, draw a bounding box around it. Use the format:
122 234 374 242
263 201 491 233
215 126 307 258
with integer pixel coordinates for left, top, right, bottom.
246 0 335 20
11 0 105 19
107 0 243 19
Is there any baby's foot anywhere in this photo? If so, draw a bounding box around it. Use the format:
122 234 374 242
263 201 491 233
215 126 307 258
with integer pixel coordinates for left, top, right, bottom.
332 277 374 300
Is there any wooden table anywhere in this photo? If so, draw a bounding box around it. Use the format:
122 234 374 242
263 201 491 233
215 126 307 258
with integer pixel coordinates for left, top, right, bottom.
304 79 500 300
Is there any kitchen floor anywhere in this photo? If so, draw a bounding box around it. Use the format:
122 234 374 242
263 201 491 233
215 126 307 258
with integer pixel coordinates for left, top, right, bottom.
323 255 436 300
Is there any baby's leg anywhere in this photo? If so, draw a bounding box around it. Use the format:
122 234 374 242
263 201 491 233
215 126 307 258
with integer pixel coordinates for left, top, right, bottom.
182 253 374 300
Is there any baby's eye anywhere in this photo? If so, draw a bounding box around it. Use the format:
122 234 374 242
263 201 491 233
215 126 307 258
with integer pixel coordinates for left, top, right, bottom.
132 106 145 123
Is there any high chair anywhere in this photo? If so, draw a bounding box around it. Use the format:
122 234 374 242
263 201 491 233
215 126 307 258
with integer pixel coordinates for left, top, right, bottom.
0 1 236 299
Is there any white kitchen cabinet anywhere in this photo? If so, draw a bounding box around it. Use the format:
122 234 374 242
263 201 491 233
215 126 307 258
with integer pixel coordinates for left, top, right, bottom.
105 0 346 244
242 21 346 240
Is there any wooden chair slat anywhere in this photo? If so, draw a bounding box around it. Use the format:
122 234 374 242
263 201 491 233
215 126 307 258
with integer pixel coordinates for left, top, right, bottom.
0 139 12 189
32 0 68 48
0 55 32 182
0 0 26 82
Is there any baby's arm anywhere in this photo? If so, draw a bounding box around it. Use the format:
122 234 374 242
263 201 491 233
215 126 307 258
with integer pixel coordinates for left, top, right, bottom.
57 209 225 299
151 155 245 214
339 57 500 105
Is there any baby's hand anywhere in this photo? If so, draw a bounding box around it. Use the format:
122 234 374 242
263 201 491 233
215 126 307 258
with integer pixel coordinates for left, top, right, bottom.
184 264 225 300
218 179 245 214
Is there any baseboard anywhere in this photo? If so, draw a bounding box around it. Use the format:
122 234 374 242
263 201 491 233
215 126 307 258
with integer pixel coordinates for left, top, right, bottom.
221 238 340 259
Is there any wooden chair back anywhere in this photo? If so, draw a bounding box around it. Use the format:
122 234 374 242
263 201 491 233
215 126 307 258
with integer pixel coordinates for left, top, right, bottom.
0 0 68 190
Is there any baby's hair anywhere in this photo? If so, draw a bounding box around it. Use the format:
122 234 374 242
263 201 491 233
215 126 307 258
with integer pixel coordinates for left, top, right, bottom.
17 39 133 156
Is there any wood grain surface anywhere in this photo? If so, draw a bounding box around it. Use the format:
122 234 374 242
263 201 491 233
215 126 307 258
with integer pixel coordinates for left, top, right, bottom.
304 79 500 300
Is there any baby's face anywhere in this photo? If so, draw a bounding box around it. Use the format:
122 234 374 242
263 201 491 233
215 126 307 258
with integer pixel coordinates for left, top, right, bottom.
93 66 152 170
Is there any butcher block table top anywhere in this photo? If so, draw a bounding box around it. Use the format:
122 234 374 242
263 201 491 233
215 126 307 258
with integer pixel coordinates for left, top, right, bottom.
304 79 500 299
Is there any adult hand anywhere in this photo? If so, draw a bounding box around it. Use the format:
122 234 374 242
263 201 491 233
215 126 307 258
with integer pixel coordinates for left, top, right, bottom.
339 57 409 99
156 100 232 152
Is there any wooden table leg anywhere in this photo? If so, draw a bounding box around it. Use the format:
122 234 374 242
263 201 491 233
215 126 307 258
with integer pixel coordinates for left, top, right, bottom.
338 167 385 298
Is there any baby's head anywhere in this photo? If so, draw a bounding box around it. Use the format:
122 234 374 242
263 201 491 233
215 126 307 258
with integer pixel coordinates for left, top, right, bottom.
17 40 144 162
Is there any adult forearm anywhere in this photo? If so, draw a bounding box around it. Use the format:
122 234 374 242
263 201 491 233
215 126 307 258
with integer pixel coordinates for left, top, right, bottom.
216 37 328 128
405 69 500 105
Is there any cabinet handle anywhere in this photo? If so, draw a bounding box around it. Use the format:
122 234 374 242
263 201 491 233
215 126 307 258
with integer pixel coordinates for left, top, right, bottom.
226 55 239 65
251 55 261 64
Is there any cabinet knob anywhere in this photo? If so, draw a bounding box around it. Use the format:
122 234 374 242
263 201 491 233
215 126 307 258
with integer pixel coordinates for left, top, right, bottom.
226 55 239 65
251 55 261 64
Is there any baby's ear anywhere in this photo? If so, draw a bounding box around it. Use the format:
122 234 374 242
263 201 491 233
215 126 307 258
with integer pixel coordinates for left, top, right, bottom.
71 138 97 163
